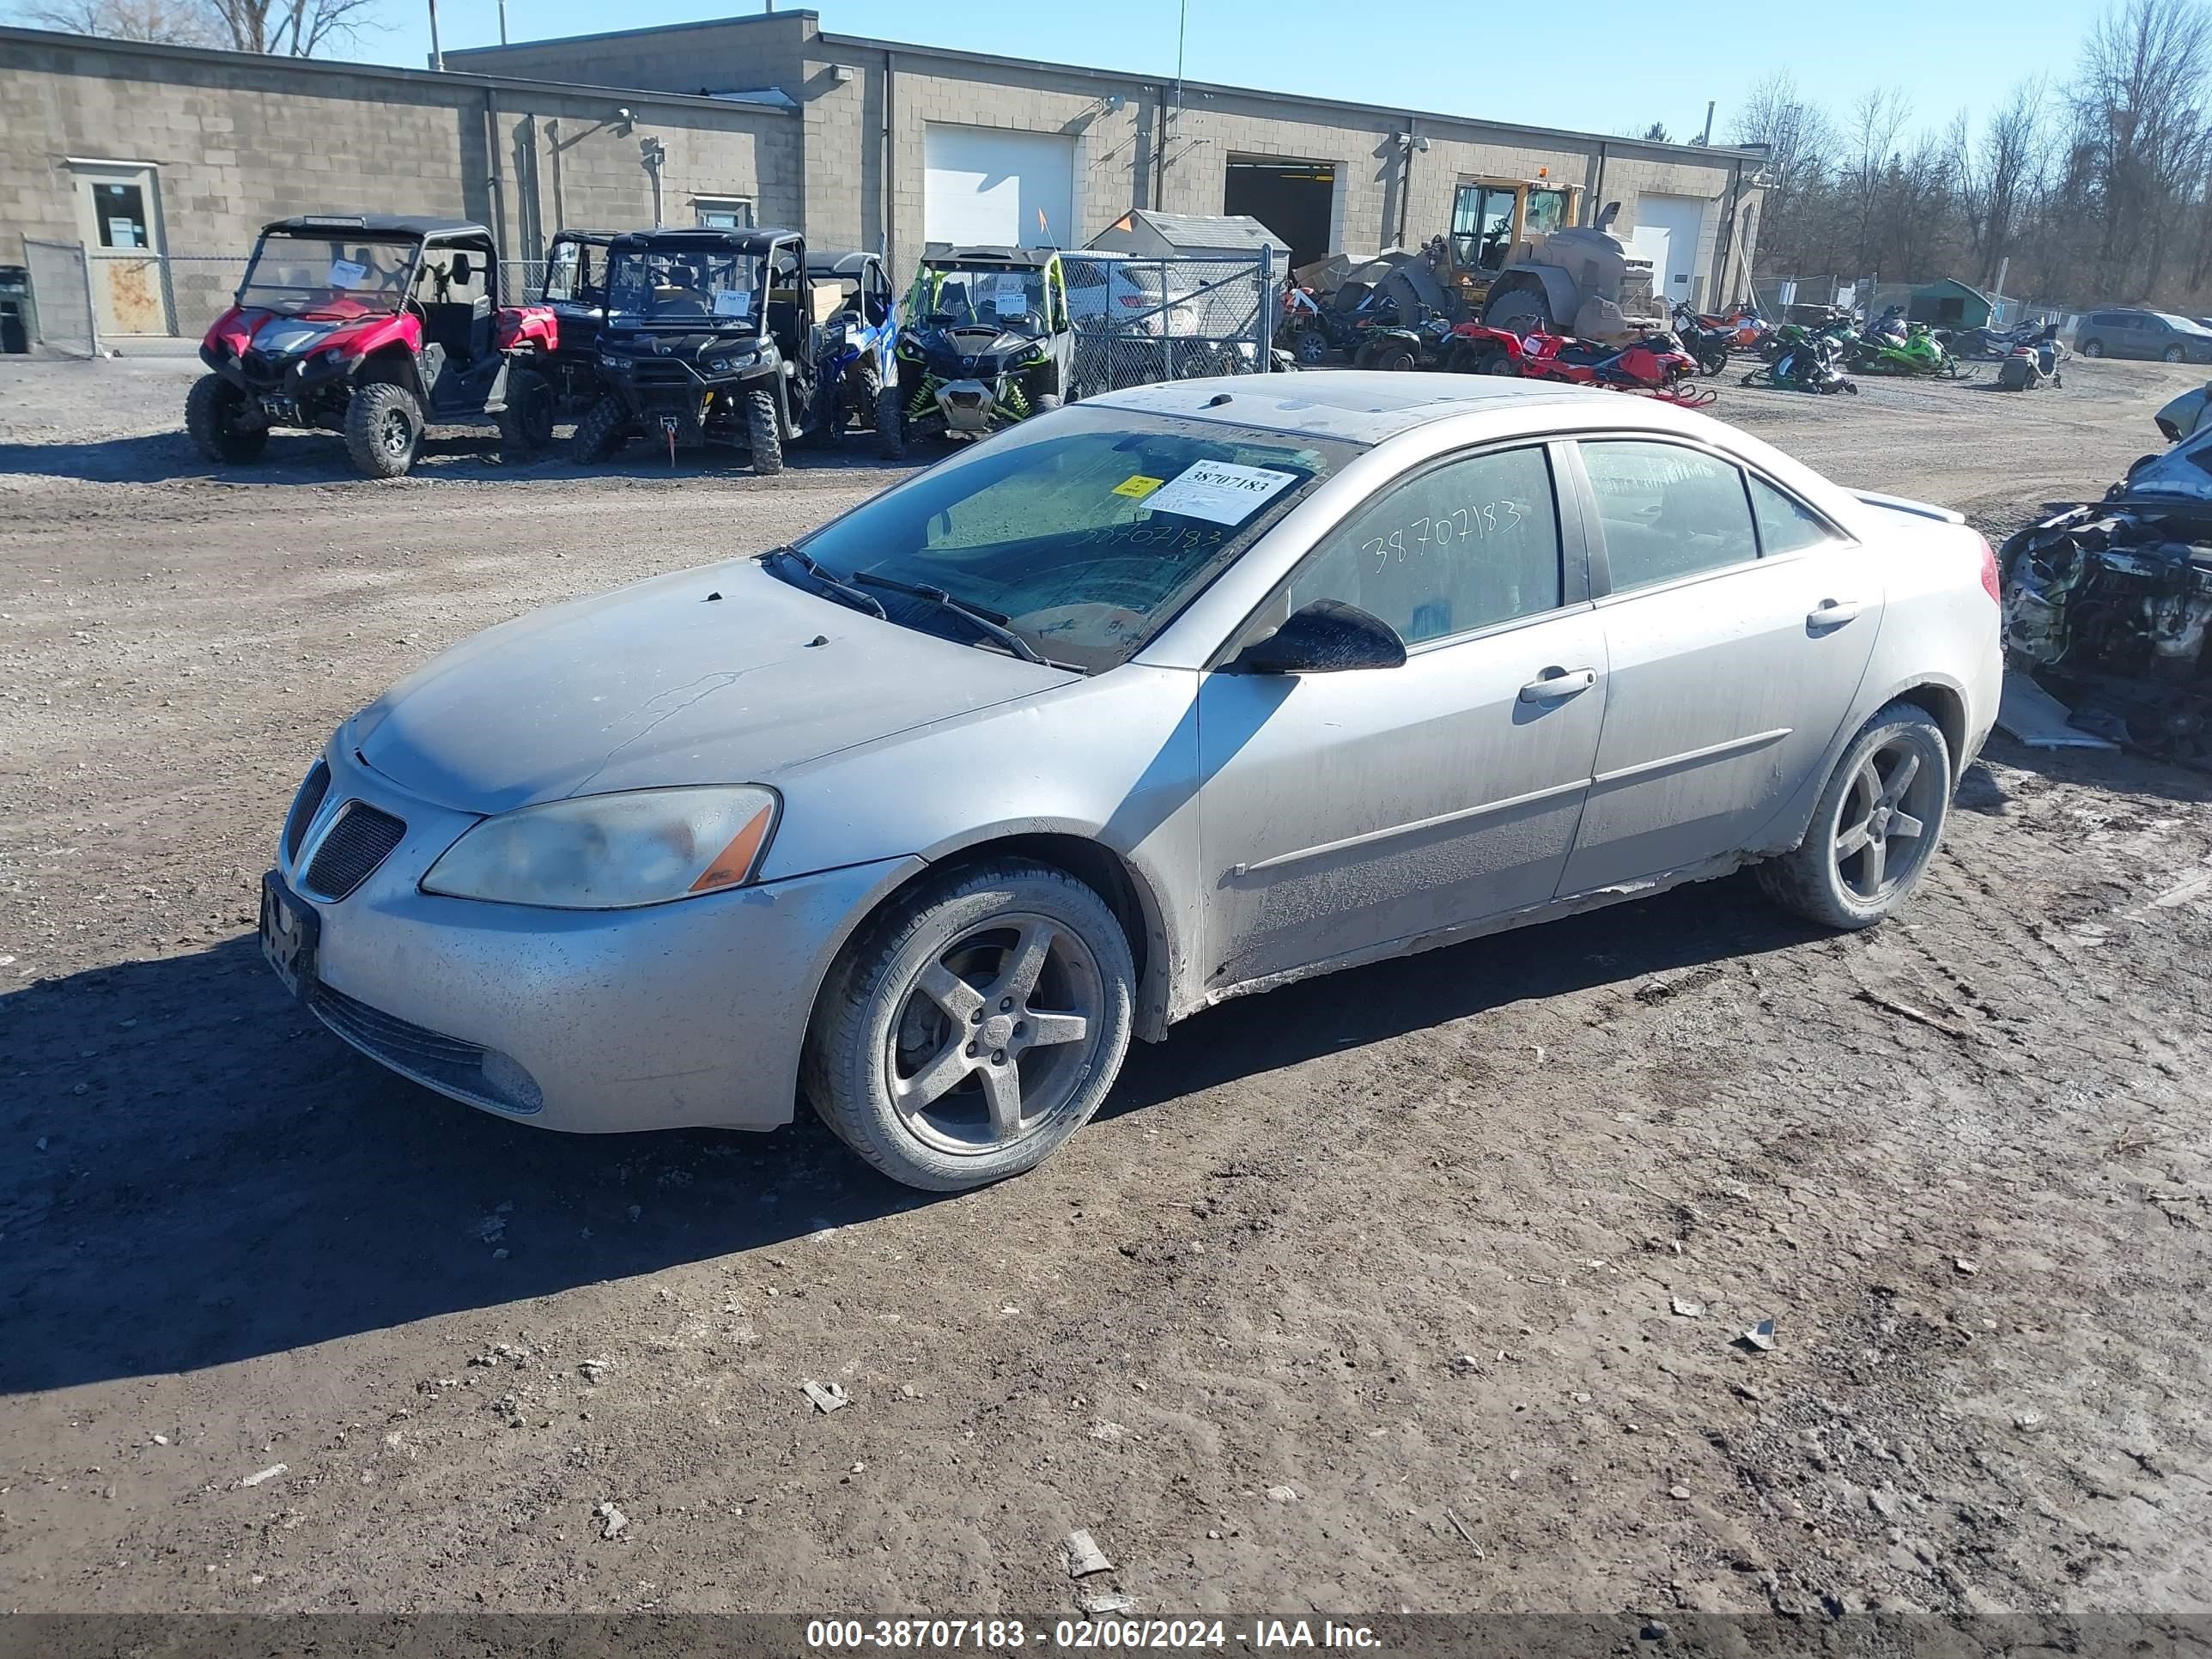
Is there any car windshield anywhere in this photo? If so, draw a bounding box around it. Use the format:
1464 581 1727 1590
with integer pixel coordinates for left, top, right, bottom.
239 233 417 318
918 265 1049 327
790 407 1358 672
607 247 763 327
543 239 606 305
2157 313 2212 335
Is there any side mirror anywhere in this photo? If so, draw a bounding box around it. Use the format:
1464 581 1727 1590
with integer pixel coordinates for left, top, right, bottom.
1231 599 1407 674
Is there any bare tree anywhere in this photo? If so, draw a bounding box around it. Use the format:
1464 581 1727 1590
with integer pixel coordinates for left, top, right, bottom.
1729 71 1835 272
1843 87 1913 273
197 0 381 53
1959 80 2051 289
17 0 212 42
2071 0 2212 293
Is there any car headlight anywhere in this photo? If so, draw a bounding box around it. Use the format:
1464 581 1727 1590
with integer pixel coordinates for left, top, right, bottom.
708 356 732 373
422 786 779 909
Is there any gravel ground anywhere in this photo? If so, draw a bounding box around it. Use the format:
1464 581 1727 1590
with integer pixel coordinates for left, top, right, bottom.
3 353 2211 1618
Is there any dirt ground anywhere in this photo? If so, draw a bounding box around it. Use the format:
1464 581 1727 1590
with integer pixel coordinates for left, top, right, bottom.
3 353 2211 1620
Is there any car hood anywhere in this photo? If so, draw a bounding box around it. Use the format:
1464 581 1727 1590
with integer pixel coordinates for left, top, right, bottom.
2119 422 2212 505
345 557 1074 814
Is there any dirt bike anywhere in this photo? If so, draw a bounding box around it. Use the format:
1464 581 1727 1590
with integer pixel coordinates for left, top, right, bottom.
1668 302 1735 376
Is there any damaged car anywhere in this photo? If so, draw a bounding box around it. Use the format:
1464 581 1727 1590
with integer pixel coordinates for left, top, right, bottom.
2002 427 2212 763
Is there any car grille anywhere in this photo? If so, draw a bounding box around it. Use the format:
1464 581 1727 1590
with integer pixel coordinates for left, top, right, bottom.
310 984 544 1116
301 802 406 900
283 760 331 861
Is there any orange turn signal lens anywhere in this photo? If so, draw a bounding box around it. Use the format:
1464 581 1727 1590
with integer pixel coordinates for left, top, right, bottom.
688 801 776 893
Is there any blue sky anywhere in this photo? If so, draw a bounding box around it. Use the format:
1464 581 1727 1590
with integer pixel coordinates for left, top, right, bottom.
364 0 2082 143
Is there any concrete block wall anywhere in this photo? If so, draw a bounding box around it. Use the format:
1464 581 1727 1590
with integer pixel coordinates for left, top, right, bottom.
0 28 797 283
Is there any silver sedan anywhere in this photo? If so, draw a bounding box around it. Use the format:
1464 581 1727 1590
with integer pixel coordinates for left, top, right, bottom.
260 374 2002 1190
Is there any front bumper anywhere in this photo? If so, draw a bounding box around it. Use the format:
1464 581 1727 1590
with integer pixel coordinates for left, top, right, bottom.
274 744 923 1133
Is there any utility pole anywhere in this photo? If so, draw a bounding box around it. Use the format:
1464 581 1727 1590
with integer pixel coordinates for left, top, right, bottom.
1698 100 1714 145
497 0 507 44
426 0 442 69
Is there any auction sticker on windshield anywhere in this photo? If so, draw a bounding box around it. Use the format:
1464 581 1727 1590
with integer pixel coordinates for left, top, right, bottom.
1146 461 1299 525
714 289 753 318
1113 475 1165 500
327 258 368 289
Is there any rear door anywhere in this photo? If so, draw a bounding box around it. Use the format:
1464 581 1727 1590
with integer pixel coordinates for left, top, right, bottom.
1558 439 1881 896
1197 441 1607 989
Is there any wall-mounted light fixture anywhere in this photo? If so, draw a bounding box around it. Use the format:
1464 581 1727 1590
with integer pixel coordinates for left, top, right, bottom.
830 62 855 83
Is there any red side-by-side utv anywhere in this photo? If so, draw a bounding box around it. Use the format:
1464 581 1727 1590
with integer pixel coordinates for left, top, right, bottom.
187 214 559 480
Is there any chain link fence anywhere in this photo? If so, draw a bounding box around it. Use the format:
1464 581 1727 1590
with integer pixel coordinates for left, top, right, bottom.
1061 252 1278 398
24 239 96 356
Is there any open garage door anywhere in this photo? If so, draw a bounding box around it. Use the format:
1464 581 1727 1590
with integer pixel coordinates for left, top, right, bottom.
924 125 1077 249
1224 156 1335 270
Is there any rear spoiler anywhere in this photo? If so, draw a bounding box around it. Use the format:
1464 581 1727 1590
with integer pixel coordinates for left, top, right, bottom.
1853 489 1965 525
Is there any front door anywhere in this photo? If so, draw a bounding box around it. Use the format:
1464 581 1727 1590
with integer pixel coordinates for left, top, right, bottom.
71 165 171 337
1198 441 1606 991
1559 440 1882 895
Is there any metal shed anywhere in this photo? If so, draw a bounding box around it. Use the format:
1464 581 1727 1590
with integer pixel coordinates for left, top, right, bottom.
1087 210 1291 262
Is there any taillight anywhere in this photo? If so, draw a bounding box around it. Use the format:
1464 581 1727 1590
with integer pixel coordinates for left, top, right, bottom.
1977 534 2002 604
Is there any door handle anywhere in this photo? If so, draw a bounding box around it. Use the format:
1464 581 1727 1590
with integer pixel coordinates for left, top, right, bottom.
1808 599 1862 629
1519 667 1597 703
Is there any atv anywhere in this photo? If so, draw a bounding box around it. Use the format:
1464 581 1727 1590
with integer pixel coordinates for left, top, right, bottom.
188 214 559 480
535 228 618 420
807 248 898 435
569 228 841 477
878 245 1075 459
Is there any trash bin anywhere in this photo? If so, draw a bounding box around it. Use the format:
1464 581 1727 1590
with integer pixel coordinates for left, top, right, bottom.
0 265 30 355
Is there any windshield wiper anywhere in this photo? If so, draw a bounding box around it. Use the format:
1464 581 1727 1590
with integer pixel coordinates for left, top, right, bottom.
845 570 1061 667
762 546 886 620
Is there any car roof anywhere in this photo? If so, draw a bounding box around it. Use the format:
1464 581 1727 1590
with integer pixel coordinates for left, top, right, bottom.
1082 371 1660 445
609 227 801 254
921 245 1055 269
263 214 489 240
806 250 879 274
550 228 623 244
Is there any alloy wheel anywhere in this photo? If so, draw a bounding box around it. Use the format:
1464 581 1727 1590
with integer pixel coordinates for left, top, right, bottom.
380 407 412 459
1832 734 1942 902
884 914 1103 1156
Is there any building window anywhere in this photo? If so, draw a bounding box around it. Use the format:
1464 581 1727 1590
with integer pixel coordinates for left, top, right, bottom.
693 197 754 229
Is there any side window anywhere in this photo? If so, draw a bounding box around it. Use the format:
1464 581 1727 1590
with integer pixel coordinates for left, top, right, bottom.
1748 475 1841 556
1582 441 1759 592
1283 447 1563 646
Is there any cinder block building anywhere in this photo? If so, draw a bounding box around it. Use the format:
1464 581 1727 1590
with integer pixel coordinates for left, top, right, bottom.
0 7 1762 340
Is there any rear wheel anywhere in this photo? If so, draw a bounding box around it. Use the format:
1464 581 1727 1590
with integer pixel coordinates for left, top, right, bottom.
569 395 629 463
343 381 422 480
801 860 1135 1191
185 374 267 465
495 367 555 460
1293 328 1328 365
875 382 908 460
851 363 881 430
1756 702 1951 931
745 386 783 476
1483 287 1553 337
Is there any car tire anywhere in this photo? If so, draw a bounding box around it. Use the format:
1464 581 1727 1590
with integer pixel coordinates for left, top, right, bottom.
495 367 556 460
185 373 267 465
875 382 908 460
1293 329 1328 365
2081 338 2105 358
852 363 881 431
569 395 629 463
802 860 1136 1192
1755 701 1952 932
2165 344 2188 362
343 380 422 480
1033 392 1062 416
745 387 783 476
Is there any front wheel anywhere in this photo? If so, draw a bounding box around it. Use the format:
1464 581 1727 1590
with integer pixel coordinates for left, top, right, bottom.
875 382 908 460
495 366 556 460
2081 338 2105 358
1293 328 1328 365
185 373 268 465
343 381 422 480
801 860 1136 1191
568 395 629 463
1755 702 1951 931
2165 344 2188 363
744 386 783 476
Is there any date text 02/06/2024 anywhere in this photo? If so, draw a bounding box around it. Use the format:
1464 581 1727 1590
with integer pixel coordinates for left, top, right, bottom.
802 1620 1382 1650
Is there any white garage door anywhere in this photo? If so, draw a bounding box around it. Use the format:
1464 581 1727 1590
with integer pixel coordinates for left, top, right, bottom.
924 125 1077 248
1628 193 1710 308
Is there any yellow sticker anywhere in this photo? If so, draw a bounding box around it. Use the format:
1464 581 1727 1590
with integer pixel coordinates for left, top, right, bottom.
1113 474 1165 500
